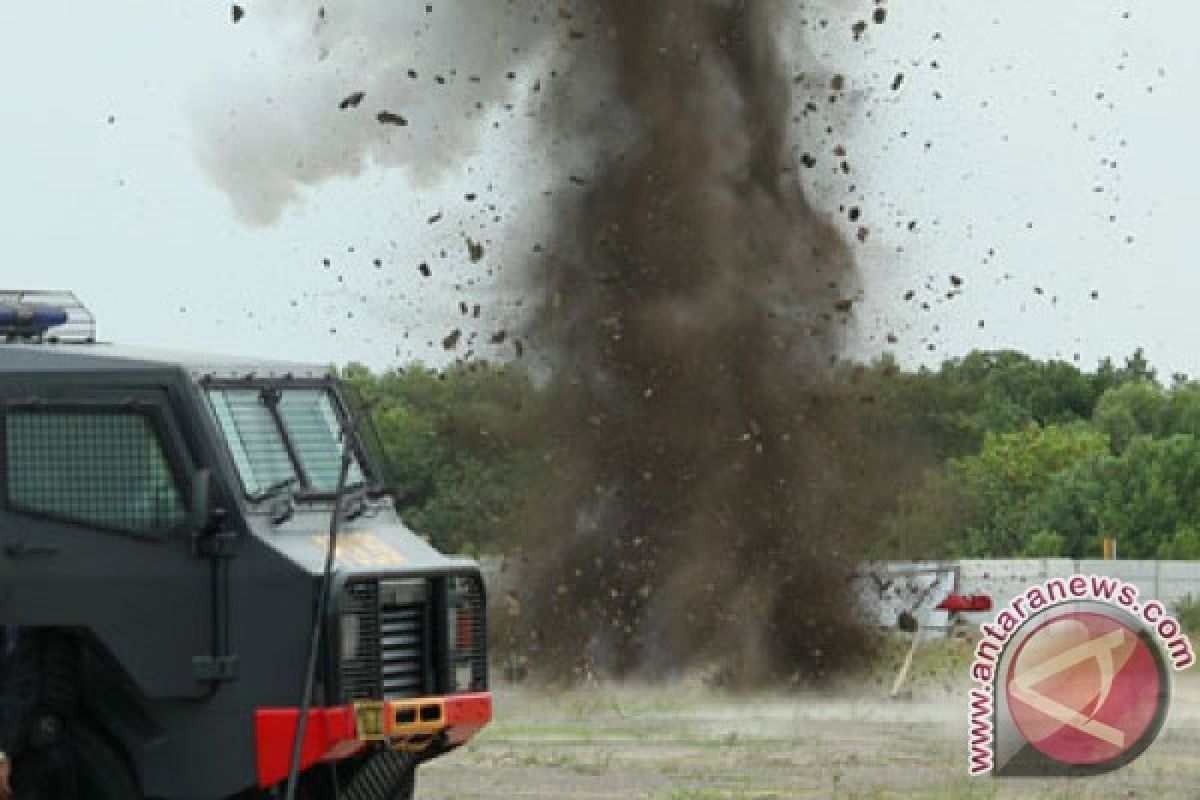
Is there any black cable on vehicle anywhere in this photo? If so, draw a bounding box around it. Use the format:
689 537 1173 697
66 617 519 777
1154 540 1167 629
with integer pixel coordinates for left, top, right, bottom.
283 422 356 800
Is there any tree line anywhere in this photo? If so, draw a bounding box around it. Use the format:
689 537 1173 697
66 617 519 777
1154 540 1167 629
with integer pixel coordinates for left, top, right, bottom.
342 348 1200 560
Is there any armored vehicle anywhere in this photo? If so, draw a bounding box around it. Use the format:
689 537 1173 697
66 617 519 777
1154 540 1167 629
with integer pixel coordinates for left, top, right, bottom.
0 291 490 799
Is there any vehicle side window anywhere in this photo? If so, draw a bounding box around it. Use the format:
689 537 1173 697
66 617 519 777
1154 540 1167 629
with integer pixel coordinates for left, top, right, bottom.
5 410 186 534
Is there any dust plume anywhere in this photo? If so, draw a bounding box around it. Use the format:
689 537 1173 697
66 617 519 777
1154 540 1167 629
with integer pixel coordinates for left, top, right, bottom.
501 1 903 683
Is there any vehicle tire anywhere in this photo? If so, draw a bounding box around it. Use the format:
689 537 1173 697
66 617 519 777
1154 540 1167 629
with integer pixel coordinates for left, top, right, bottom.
69 720 141 800
15 718 140 800
339 748 415 800
291 749 416 800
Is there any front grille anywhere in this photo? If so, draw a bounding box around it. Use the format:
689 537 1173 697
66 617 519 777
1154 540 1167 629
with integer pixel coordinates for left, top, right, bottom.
339 578 430 702
380 598 425 697
338 573 488 703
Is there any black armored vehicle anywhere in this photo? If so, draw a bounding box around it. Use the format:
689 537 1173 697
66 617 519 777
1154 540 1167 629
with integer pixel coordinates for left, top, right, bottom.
0 291 490 799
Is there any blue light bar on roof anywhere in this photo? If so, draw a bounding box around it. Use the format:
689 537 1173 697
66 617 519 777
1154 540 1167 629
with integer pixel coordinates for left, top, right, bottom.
0 304 70 338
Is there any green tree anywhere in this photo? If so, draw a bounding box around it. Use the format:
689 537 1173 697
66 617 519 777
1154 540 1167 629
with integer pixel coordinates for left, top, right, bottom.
1094 434 1200 558
1024 530 1067 557
1024 454 1112 557
1093 381 1166 453
890 350 1117 459
1158 525 1200 560
950 423 1110 556
1094 380 1200 453
340 362 551 554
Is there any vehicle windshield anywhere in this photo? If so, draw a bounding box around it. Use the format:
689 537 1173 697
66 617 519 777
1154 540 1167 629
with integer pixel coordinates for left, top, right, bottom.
205 386 365 497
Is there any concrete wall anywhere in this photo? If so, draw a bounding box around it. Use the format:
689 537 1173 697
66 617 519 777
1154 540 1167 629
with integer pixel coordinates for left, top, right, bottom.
858 559 1200 635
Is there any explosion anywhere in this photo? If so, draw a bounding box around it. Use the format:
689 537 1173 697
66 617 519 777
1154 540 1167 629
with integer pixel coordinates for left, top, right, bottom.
504 1 904 683
200 0 916 683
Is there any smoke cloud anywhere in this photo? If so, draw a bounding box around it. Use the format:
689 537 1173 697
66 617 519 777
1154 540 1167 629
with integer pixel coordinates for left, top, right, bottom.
193 0 560 225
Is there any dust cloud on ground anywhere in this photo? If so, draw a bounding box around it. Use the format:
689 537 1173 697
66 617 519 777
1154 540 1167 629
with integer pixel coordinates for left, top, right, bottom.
420 675 1200 799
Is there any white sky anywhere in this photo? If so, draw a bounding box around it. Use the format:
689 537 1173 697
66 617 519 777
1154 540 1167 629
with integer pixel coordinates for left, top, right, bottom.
1 1 1197 377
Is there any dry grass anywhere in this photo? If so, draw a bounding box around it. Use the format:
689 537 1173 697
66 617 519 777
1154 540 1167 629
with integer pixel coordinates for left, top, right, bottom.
420 654 1200 799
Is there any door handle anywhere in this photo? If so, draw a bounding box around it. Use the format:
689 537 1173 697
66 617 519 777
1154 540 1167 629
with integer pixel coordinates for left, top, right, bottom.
3 541 59 559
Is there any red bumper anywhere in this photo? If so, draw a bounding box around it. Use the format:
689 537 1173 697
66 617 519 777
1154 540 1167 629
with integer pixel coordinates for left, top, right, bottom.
254 692 492 788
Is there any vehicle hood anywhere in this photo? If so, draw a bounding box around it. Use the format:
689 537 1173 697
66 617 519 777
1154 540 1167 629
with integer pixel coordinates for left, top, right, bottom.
248 508 478 576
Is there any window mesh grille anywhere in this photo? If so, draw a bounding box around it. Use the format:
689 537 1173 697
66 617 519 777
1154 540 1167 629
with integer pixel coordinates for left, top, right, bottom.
6 411 185 533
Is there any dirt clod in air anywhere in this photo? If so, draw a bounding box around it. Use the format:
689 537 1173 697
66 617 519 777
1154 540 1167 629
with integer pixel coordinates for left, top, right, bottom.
339 92 366 110
466 238 485 262
376 111 408 126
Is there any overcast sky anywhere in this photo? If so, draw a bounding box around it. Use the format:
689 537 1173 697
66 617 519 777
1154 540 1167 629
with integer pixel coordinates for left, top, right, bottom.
2 1 1197 377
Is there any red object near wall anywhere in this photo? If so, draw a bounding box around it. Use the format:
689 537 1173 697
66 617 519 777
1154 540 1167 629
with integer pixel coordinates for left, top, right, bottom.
937 592 993 612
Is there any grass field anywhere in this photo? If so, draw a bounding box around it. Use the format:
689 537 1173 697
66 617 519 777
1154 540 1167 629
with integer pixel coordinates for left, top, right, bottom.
420 642 1200 799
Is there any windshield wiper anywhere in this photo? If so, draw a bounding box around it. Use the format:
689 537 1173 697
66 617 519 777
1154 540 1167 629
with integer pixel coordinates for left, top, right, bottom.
338 483 376 520
293 479 367 502
249 475 299 503
292 482 379 520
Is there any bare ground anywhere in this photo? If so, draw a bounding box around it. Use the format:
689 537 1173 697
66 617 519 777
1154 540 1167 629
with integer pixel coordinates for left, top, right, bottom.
420 672 1200 799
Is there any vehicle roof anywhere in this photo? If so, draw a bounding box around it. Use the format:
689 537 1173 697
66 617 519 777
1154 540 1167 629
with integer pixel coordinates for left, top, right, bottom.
0 341 331 381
